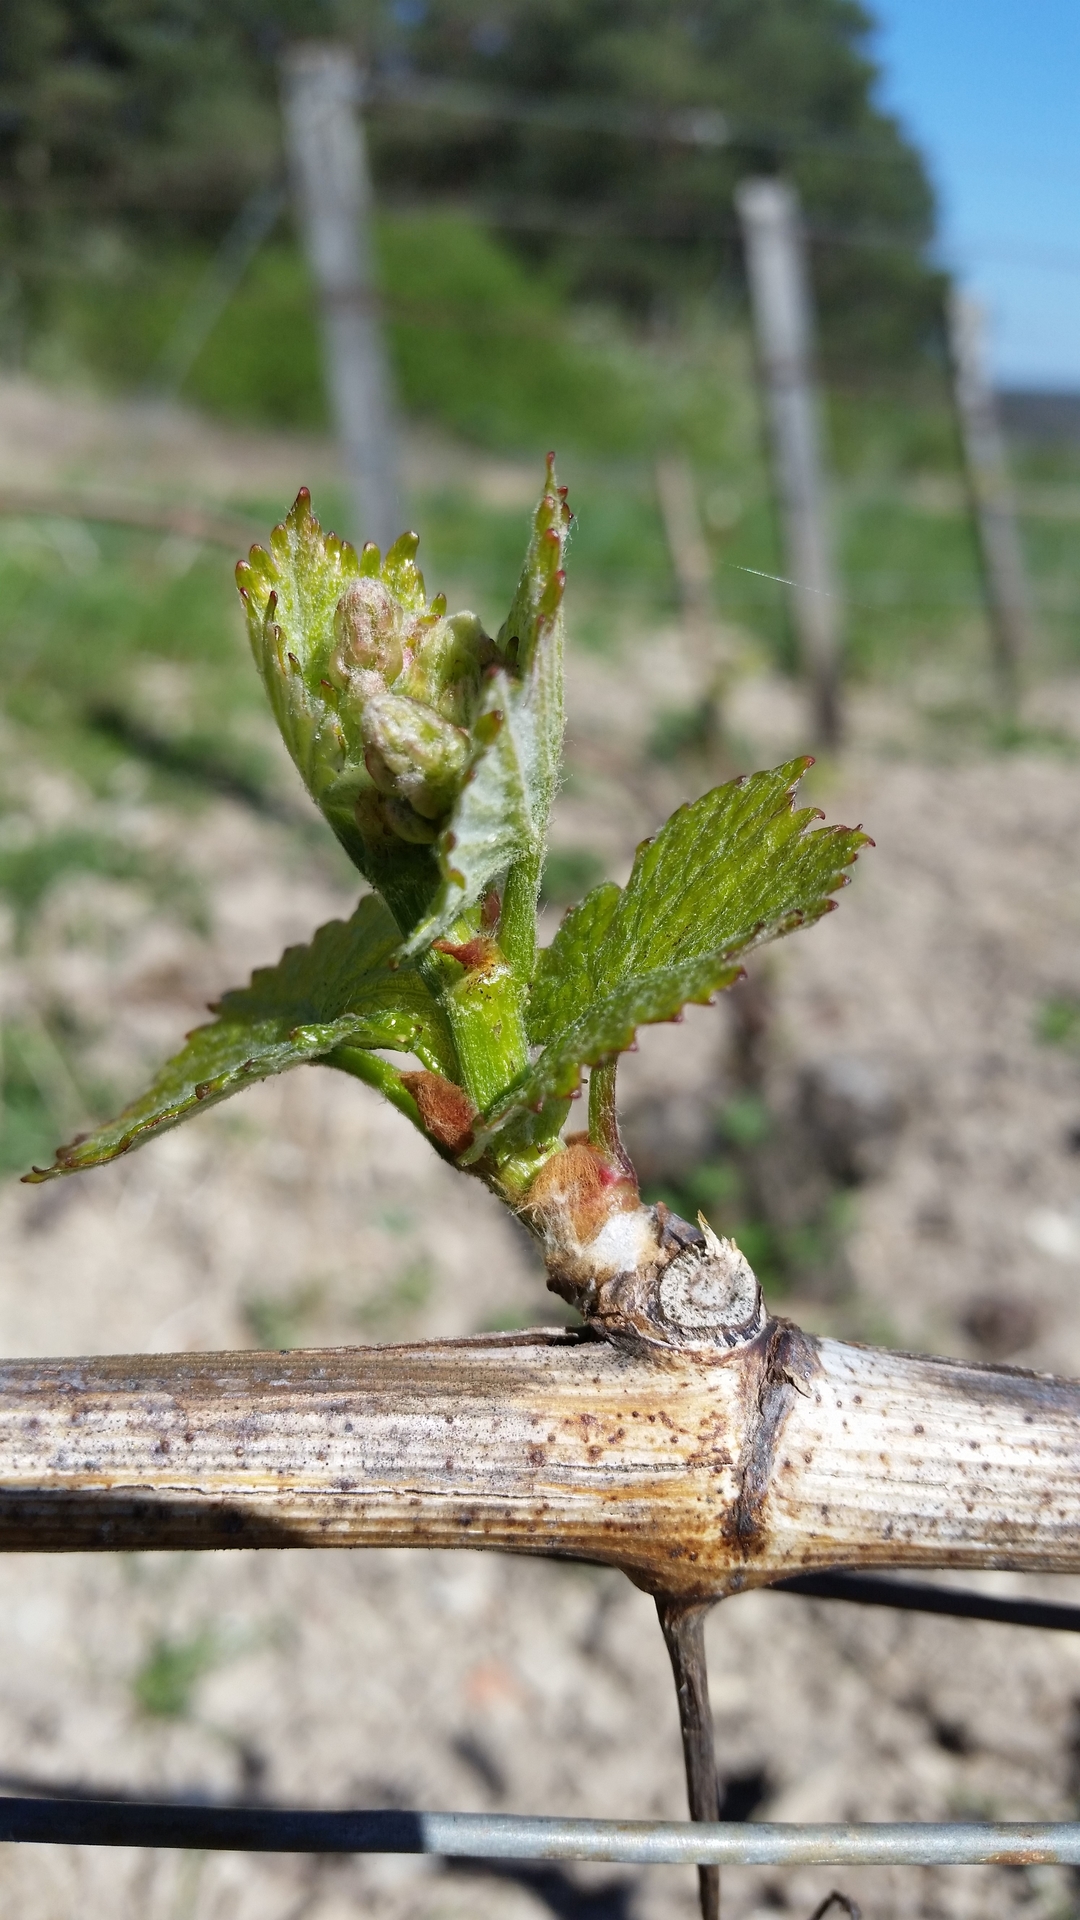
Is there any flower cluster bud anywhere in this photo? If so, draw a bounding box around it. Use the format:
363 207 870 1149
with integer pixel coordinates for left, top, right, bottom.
360 693 469 835
237 496 501 865
326 557 497 846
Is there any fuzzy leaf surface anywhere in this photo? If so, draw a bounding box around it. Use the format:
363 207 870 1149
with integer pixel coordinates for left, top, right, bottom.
24 897 452 1181
400 461 570 956
473 759 868 1148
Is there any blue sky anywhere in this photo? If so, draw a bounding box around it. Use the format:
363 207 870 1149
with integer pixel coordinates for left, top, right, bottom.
870 0 1080 388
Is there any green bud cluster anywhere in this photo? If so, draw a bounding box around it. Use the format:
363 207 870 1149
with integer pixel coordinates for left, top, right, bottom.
330 571 496 844
237 491 499 871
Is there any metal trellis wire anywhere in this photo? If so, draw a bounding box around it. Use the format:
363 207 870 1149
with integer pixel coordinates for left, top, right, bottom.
1 1802 1079 1866
3 1575 1080 1865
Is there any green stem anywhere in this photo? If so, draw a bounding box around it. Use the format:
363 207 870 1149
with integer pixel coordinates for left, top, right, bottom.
588 1058 633 1175
419 947 530 1116
491 1136 564 1198
325 1047 427 1134
499 853 540 985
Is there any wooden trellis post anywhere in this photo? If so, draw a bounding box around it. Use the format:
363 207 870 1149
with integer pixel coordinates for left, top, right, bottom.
736 177 842 748
281 42 402 552
948 290 1035 706
655 453 730 765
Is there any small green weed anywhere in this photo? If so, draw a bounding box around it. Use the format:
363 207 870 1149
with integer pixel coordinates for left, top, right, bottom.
242 1283 323 1351
354 1260 433 1331
1036 997 1080 1048
0 1017 105 1177
718 1093 772 1150
642 1130 853 1307
133 1631 219 1720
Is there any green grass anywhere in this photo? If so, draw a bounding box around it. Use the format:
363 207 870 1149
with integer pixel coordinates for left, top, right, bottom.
26 213 747 462
22 205 1080 686
379 212 657 456
0 826 204 939
0 519 267 789
4 215 1078 912
0 1025 61 1176
0 522 292 1181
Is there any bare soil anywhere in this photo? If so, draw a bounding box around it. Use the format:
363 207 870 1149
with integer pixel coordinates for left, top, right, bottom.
2 378 1080 1920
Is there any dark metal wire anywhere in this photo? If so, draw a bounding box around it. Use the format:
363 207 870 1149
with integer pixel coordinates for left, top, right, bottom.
774 1572 1080 1633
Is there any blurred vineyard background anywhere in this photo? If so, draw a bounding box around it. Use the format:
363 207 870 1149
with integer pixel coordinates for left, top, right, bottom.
2 0 1078 1218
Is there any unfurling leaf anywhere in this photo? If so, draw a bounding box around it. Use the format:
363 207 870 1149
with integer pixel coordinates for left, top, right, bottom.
235 491 498 934
23 897 453 1181
399 457 571 958
472 759 869 1150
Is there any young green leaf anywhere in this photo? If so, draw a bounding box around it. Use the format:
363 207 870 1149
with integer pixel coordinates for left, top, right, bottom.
496 451 569 789
399 459 570 960
471 758 869 1151
23 897 454 1182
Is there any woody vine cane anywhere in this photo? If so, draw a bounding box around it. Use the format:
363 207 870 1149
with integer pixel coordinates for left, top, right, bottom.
25 459 870 1919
